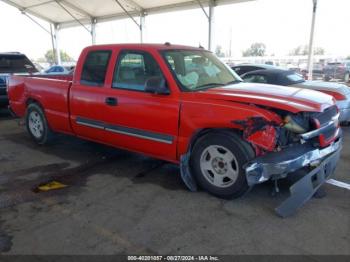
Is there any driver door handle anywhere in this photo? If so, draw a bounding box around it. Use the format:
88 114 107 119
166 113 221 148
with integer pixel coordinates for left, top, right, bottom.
105 97 118 106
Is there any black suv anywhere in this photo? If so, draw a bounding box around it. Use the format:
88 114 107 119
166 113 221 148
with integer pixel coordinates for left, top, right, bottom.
0 52 38 107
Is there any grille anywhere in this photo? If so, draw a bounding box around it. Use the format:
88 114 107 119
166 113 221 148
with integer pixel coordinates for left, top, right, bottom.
314 105 337 125
312 105 338 144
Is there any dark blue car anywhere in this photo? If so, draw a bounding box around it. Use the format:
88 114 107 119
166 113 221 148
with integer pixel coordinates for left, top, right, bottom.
0 52 38 107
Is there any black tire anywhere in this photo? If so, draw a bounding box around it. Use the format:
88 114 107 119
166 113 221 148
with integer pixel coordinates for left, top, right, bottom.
190 131 255 199
25 103 54 145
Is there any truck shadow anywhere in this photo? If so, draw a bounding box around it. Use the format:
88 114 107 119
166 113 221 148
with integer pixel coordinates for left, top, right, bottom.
0 109 13 120
1 131 295 211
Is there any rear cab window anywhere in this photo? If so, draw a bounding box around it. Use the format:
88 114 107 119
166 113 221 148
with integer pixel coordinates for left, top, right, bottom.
81 50 111 86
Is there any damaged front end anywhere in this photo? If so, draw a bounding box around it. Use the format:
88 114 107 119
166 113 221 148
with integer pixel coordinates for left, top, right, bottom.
239 105 342 217
179 105 342 217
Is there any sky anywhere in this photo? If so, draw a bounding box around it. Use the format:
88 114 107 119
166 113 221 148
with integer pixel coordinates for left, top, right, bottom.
0 0 350 61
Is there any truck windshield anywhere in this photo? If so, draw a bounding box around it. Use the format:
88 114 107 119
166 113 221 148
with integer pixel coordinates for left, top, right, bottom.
162 50 241 91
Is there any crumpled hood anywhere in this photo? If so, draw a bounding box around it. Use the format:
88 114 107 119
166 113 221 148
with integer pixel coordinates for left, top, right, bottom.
190 82 335 113
292 80 350 95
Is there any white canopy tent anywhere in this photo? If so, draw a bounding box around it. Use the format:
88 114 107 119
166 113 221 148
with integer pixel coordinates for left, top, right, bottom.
1 0 254 63
1 0 318 79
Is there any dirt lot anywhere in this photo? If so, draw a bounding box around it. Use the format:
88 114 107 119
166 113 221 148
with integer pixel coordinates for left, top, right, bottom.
0 108 349 255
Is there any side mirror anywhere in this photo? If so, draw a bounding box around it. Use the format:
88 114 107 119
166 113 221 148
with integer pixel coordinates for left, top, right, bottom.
144 76 170 95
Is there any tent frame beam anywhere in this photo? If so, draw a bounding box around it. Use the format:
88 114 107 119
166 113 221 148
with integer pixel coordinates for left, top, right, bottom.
114 0 146 43
197 0 215 51
19 10 60 65
115 0 141 29
54 0 91 34
2 0 55 23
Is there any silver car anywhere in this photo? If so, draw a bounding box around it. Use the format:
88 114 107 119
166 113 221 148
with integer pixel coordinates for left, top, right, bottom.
241 68 350 123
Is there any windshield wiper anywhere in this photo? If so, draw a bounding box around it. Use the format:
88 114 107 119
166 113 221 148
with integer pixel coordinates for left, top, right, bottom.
196 83 226 89
194 80 242 91
225 80 242 85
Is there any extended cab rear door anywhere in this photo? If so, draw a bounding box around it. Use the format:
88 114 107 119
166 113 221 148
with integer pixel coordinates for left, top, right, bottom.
70 47 180 162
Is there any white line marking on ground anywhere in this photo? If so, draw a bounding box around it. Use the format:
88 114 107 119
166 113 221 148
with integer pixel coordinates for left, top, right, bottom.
326 179 350 190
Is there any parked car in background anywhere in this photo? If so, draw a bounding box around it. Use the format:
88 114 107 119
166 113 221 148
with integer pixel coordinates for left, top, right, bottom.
241 69 350 123
44 65 73 75
298 63 324 80
8 44 342 216
231 64 277 76
324 61 350 82
0 52 38 108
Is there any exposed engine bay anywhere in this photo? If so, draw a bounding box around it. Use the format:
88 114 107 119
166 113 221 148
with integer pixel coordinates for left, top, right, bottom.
233 105 339 155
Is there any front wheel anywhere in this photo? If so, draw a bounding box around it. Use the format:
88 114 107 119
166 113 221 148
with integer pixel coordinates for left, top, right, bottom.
190 131 255 199
25 103 54 145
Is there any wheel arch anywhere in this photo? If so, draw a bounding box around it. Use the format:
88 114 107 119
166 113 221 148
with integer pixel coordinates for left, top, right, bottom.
185 127 244 156
26 97 43 108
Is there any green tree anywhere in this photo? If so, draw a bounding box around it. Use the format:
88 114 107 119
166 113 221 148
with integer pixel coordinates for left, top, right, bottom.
289 45 325 56
43 50 74 64
242 43 266 57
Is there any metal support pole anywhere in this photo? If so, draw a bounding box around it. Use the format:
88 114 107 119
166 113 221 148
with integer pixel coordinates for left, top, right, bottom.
54 24 61 65
50 24 57 65
140 12 146 43
91 18 97 45
307 0 318 80
208 1 215 51
197 0 215 51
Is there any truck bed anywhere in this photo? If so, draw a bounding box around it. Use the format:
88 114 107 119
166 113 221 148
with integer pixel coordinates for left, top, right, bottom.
8 74 74 135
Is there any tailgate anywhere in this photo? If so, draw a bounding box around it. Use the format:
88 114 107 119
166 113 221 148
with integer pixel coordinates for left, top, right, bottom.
8 75 73 134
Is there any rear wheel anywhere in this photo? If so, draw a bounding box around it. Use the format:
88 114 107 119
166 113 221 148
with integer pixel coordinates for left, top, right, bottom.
25 103 54 145
190 131 255 199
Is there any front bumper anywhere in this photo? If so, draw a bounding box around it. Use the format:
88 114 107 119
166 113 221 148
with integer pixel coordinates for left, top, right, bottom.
245 136 342 217
245 137 342 186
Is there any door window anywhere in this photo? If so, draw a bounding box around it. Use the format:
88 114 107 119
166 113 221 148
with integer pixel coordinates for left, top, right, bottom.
81 50 111 86
243 74 268 83
113 51 165 92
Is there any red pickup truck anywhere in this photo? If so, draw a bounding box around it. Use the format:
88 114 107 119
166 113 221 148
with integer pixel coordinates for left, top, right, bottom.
8 44 342 216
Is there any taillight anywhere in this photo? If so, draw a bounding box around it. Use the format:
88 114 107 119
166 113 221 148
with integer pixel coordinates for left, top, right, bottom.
321 90 347 101
338 66 346 72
